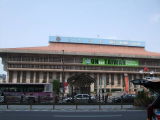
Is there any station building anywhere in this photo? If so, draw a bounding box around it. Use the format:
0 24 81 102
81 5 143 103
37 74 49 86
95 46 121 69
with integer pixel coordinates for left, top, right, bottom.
0 36 160 96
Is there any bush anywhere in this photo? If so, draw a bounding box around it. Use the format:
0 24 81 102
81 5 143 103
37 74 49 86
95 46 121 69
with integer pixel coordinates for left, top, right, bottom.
134 90 154 107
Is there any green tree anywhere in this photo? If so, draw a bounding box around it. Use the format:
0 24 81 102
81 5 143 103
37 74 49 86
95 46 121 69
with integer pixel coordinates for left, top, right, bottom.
52 80 60 94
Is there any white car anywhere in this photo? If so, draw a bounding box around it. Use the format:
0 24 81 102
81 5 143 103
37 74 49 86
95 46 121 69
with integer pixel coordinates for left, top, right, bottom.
74 94 96 102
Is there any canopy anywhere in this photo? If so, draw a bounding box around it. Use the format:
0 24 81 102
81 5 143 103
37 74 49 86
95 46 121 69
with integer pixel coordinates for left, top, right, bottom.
67 73 95 87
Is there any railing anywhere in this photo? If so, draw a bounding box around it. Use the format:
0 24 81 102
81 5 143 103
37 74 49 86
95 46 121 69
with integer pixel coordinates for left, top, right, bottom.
0 94 155 111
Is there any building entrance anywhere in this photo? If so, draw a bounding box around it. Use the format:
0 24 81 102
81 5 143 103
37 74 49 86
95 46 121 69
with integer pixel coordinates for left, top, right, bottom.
67 73 95 95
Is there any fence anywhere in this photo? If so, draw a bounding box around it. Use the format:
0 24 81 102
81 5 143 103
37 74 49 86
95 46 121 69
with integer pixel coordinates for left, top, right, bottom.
0 92 156 111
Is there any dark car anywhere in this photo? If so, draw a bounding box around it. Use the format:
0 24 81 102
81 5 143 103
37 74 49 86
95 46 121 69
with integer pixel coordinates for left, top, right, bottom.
112 94 136 103
131 78 160 120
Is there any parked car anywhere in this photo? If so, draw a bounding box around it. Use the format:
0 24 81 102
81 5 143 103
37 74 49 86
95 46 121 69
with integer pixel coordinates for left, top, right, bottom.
62 97 73 103
74 94 96 103
112 94 136 103
131 78 160 120
62 94 96 103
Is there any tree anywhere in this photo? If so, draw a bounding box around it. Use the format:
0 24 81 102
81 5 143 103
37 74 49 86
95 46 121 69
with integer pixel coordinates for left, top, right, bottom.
52 80 60 94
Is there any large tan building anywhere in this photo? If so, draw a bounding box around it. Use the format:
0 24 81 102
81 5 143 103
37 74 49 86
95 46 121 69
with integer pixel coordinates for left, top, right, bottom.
0 36 160 96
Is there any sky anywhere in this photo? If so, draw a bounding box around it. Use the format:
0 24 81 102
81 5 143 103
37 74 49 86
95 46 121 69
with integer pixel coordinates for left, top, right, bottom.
0 0 160 74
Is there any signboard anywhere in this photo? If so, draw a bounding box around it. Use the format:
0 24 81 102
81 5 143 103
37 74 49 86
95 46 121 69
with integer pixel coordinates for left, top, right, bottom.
49 36 145 47
82 58 139 66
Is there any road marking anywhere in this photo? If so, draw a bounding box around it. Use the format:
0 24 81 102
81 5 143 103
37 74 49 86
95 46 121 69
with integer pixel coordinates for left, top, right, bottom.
54 114 122 118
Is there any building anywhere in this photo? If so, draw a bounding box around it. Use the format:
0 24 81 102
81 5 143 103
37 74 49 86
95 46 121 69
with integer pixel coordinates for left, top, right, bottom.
0 36 160 96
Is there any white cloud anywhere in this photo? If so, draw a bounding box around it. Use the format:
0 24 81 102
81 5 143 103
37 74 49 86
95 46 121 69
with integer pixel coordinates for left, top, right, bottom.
150 13 160 24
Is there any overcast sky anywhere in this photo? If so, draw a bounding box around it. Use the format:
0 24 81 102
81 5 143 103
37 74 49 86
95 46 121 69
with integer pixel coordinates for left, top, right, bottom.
0 0 160 74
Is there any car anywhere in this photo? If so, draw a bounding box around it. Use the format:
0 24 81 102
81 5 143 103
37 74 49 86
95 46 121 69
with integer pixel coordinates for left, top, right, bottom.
62 97 73 103
62 94 96 103
112 94 136 103
74 94 96 103
131 78 160 120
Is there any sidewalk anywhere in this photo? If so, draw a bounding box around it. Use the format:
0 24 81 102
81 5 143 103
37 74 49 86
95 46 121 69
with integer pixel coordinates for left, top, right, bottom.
0 105 145 111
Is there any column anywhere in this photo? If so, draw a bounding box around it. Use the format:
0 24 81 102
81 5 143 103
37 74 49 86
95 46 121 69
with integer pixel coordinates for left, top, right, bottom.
6 71 9 83
13 71 17 83
124 73 129 93
26 72 30 83
109 74 112 92
60 72 62 83
114 74 118 87
120 74 123 91
96 74 99 95
47 72 49 83
20 71 23 83
90 73 94 93
52 72 56 80
39 72 43 83
33 72 36 83
63 72 68 95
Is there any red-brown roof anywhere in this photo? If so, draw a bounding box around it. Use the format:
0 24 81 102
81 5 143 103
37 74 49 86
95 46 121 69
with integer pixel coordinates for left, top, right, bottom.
1 42 160 58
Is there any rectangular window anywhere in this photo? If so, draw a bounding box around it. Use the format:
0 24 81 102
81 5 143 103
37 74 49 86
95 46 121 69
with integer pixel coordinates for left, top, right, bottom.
106 74 109 85
9 71 13 83
99 74 102 85
117 74 121 85
22 71 26 83
36 72 39 83
30 72 34 83
17 71 21 83
56 72 60 80
43 72 47 83
111 74 114 85
49 72 53 82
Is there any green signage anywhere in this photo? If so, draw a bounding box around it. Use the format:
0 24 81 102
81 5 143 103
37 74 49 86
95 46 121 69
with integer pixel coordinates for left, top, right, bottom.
82 58 139 66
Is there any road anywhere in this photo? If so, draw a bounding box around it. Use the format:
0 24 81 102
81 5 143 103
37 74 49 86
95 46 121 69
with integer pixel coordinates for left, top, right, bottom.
0 111 146 120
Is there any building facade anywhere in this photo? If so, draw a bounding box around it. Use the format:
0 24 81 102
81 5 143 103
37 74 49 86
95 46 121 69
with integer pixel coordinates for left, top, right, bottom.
0 36 160 96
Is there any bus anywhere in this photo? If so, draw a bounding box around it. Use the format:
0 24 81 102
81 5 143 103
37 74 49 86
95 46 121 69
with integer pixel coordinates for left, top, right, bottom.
0 83 53 103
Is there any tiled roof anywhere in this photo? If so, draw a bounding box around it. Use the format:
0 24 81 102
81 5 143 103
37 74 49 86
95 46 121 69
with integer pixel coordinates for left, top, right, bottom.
1 42 160 58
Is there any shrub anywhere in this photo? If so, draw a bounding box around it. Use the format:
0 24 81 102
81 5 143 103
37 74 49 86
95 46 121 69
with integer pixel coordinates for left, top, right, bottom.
134 90 154 107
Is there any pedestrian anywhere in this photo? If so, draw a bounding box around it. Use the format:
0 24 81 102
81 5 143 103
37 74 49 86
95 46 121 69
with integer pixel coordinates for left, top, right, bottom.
105 93 108 103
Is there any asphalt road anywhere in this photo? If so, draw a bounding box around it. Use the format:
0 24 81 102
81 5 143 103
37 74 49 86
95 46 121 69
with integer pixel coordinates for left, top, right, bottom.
0 111 147 120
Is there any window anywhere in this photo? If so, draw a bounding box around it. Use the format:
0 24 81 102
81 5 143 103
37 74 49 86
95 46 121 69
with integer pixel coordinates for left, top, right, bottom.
22 71 26 83
106 74 109 85
99 74 102 85
30 72 34 83
43 72 47 83
117 74 121 85
49 72 53 82
111 74 114 85
9 71 13 83
35 72 39 83
17 71 21 83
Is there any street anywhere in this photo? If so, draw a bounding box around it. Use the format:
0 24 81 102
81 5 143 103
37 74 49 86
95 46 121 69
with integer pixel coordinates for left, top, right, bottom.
0 111 146 120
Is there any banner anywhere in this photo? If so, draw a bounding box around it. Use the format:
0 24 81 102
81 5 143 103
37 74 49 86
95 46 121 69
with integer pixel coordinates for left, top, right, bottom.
82 58 139 66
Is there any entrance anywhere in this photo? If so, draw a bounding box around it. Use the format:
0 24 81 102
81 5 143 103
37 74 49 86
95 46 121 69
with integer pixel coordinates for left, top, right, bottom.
67 73 95 95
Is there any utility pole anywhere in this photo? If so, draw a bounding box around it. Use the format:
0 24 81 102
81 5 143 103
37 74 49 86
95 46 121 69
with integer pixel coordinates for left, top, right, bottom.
62 50 65 98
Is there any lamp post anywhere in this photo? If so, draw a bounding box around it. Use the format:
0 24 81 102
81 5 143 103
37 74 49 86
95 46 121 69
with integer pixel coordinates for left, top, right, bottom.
60 50 65 99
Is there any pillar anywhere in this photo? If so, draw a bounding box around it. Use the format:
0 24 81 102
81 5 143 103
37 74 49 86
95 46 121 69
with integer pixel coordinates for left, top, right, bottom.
124 73 129 93
13 71 17 83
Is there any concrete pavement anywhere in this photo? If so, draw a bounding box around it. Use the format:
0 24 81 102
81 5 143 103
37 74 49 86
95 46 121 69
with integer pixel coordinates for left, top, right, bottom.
0 111 147 120
0 105 145 111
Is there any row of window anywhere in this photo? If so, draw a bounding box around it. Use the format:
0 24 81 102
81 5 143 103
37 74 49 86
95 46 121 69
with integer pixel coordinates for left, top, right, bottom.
8 64 160 72
8 56 160 66
8 56 83 63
